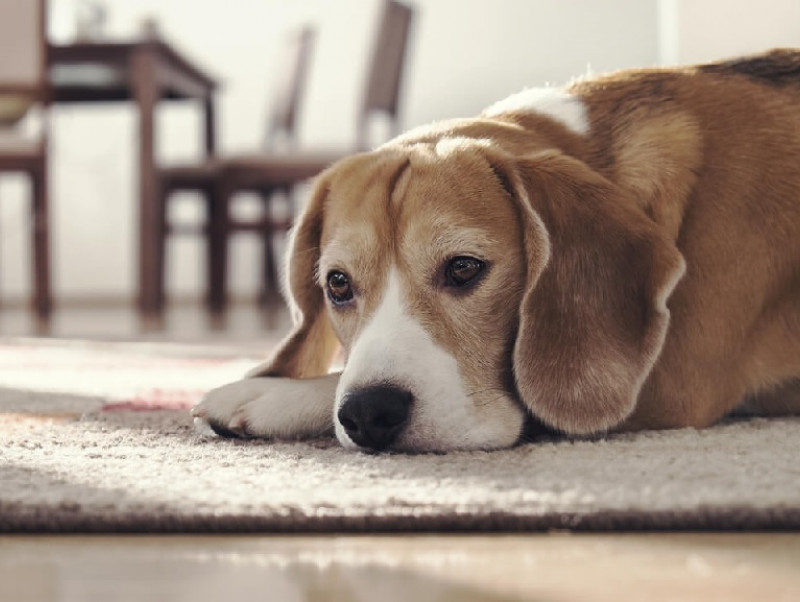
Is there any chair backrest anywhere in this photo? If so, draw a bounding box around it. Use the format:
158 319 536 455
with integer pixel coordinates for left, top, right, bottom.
357 0 415 148
0 0 47 97
265 25 316 149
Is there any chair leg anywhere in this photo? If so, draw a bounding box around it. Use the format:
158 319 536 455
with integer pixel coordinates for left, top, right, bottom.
154 181 168 312
260 186 293 304
261 191 278 303
263 231 278 301
30 163 51 320
207 181 230 313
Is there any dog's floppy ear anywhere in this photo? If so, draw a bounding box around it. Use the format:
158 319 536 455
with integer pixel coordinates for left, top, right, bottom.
494 150 686 434
248 175 339 378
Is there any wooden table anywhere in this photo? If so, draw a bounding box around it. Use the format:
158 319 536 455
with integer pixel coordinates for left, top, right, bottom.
48 40 218 317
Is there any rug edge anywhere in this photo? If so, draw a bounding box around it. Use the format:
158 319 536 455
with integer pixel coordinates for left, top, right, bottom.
2 505 799 534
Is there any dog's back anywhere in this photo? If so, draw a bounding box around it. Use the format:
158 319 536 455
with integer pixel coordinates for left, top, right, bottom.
565 50 800 429
699 47 800 86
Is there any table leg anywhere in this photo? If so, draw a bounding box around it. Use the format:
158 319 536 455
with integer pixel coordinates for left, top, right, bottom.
131 46 160 317
31 155 51 321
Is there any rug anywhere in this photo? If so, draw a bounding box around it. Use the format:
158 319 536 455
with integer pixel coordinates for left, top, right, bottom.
1 338 799 533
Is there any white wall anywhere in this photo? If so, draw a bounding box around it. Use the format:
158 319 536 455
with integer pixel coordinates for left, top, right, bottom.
661 0 800 65
4 0 796 306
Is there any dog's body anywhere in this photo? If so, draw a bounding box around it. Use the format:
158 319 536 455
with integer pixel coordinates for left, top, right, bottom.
194 50 800 452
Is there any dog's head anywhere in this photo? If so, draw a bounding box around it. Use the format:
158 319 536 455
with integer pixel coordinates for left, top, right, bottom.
263 127 685 452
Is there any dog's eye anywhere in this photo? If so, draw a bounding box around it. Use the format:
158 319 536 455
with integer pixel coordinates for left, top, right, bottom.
326 271 354 305
444 256 485 287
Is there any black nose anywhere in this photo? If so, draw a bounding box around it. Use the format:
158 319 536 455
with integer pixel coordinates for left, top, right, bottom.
337 385 414 451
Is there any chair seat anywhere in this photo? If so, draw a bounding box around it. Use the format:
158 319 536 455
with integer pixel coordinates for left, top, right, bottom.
222 148 349 185
159 159 224 188
161 149 348 190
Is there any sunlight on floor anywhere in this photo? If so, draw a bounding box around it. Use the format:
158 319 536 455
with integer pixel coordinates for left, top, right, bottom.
2 534 799 602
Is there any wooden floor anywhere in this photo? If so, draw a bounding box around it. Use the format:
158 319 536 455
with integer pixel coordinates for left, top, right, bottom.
0 298 293 345
2 301 799 601
2 534 799 601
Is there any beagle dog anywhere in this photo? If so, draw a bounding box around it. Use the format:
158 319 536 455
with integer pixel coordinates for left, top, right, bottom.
193 49 800 453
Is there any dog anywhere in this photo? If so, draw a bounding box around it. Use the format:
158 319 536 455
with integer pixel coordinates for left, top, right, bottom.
192 49 800 453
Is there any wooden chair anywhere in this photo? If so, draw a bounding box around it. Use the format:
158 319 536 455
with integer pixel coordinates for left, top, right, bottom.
0 0 51 320
156 25 321 312
156 0 415 314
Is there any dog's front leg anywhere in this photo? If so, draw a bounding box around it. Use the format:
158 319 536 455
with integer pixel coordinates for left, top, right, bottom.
191 372 341 439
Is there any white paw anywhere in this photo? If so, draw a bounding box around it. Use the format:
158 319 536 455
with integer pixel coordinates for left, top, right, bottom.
191 374 340 440
193 415 217 437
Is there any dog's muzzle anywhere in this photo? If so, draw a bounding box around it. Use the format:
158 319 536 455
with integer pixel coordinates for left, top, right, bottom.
337 384 413 451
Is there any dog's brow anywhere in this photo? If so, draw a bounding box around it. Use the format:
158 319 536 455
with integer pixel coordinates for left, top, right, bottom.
319 232 380 283
318 252 352 285
409 226 496 259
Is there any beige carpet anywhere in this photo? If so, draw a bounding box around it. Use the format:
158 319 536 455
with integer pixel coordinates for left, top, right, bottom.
1 338 798 532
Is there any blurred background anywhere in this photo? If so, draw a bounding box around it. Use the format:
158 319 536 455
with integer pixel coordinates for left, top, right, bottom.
1 0 800 340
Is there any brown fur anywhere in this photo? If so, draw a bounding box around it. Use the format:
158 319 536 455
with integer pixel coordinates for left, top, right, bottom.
254 49 800 437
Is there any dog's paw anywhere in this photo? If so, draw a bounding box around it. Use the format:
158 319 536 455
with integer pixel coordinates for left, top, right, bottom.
191 379 262 438
191 375 339 440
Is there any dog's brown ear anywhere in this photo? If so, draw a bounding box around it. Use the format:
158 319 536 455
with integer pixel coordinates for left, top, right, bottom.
248 176 339 378
496 150 685 434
